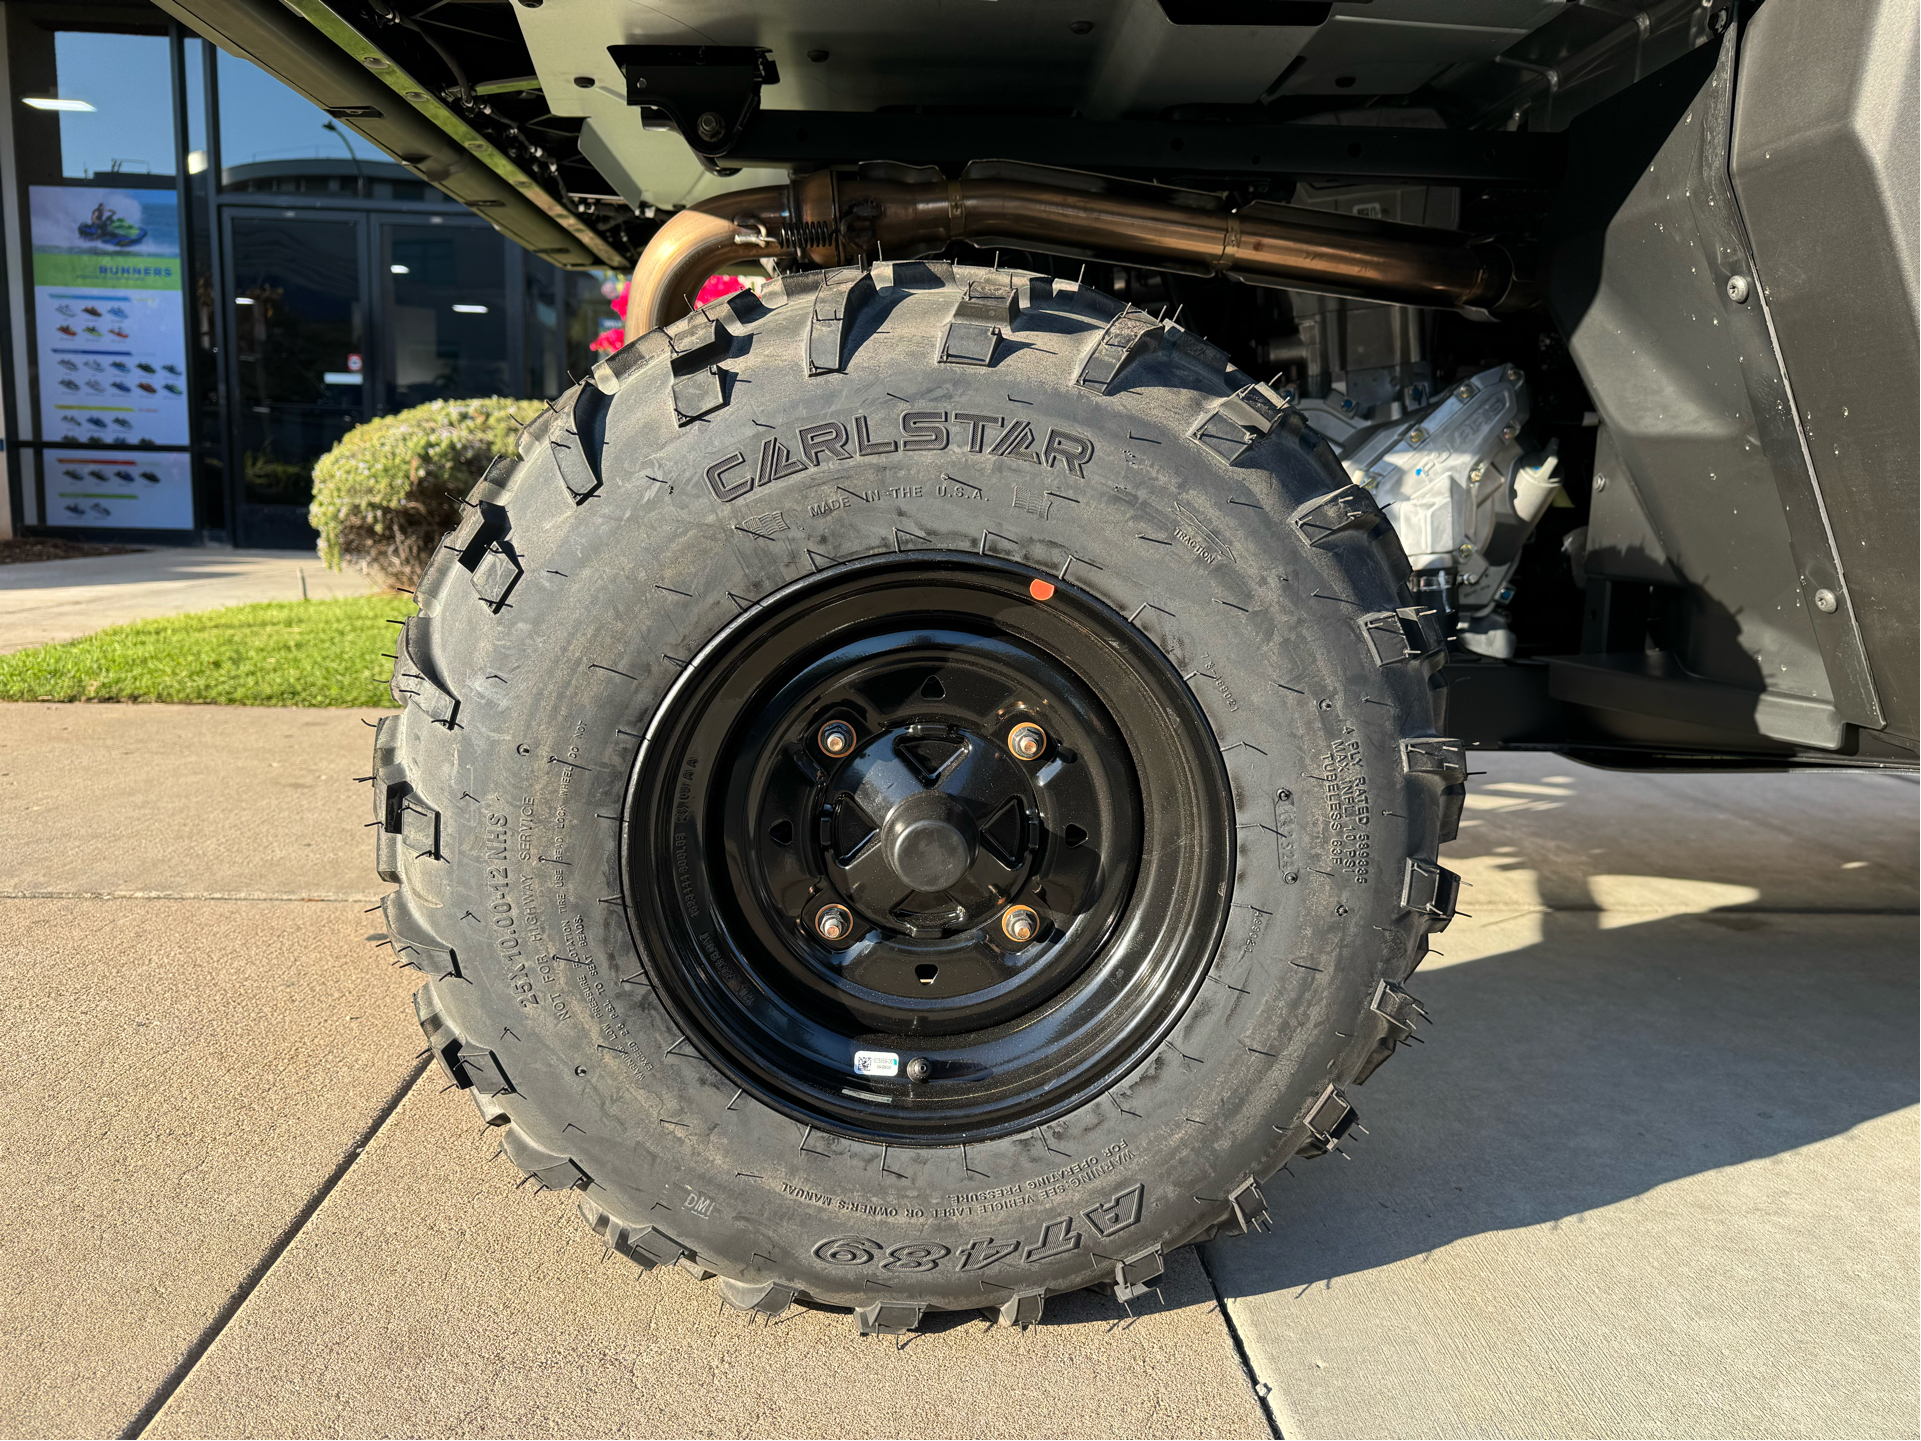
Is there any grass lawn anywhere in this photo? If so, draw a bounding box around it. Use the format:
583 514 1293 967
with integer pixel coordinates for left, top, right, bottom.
0 593 413 707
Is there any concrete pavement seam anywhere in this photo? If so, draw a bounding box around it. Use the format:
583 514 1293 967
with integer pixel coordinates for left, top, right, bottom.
121 1056 430 1441
1194 1241 1283 1439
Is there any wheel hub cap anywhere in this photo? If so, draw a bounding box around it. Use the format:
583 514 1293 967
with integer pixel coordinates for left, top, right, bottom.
879 786 977 895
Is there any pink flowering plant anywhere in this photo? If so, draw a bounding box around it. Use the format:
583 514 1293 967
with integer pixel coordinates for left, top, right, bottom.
588 274 747 354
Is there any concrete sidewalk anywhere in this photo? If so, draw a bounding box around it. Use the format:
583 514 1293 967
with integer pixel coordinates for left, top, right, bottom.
0 547 382 653
0 706 420 1438
0 703 1267 1441
0 700 1913 1438
1208 757 1918 1439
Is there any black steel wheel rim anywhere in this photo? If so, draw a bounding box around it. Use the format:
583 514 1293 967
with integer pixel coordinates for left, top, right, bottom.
623 554 1234 1142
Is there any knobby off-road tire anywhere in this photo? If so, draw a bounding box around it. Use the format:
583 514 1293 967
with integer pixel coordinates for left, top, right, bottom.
375 262 1462 1335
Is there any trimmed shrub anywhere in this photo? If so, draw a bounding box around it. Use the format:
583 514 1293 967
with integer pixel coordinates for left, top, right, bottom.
308 397 547 588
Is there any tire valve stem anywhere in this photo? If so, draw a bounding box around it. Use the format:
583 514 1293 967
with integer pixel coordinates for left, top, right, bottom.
814 904 853 942
817 720 856 758
1007 721 1047 761
1001 905 1040 945
905 1057 932 1083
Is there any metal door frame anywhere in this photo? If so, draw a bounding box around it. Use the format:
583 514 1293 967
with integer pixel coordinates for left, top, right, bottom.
216 201 507 545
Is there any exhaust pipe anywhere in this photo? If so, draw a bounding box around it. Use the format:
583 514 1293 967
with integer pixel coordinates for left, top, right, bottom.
625 169 1532 340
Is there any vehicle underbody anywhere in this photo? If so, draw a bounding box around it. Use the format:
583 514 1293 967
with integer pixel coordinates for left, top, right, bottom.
163 0 1920 769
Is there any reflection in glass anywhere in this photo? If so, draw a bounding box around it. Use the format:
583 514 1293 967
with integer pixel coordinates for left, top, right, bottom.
183 38 207 177
51 32 177 181
523 257 563 400
229 215 365 508
217 49 347 172
523 261 617 402
384 223 508 407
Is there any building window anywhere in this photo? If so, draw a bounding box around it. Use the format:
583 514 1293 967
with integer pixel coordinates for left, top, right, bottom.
383 221 508 408
4 1 627 545
50 29 177 182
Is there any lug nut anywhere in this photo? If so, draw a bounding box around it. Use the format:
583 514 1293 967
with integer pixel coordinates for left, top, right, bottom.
817 720 856 757
1001 905 1040 944
1007 721 1047 761
906 1057 932 1083
813 904 852 942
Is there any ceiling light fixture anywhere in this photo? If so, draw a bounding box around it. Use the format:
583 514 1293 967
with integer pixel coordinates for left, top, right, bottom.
24 97 95 112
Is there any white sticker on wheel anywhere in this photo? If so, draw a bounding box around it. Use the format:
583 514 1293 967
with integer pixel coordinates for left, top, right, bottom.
853 1050 900 1078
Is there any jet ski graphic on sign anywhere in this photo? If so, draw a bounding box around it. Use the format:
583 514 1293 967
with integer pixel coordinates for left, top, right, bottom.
77 203 146 248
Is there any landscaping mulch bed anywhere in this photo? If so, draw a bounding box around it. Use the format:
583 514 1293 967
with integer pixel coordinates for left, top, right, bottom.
0 537 146 565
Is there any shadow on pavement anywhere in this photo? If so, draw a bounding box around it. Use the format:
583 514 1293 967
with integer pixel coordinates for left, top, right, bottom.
1205 903 1916 1290
1443 765 1918 913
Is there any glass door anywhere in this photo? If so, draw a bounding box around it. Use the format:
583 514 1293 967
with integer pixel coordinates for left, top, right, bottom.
224 208 369 548
379 218 508 411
